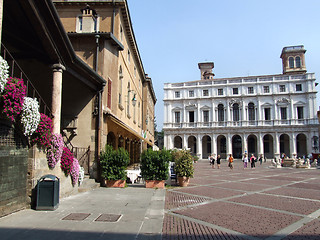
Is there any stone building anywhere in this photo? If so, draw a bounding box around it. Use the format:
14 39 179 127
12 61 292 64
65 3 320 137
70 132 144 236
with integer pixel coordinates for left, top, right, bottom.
163 46 319 160
0 0 155 217
53 0 156 162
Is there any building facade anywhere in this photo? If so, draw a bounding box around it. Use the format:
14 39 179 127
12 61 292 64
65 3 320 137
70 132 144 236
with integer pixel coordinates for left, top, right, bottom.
54 0 156 166
164 46 319 160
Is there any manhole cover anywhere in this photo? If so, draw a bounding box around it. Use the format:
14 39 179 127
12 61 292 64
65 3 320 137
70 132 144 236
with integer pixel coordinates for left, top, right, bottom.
62 213 91 221
95 214 122 222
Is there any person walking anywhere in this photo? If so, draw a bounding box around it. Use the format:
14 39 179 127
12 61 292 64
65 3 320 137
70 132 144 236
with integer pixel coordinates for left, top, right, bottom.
216 154 221 169
259 154 263 165
243 154 248 169
250 154 256 168
228 154 234 170
211 154 216 169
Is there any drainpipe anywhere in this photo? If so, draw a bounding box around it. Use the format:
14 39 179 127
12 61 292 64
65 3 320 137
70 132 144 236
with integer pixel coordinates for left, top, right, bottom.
95 34 104 183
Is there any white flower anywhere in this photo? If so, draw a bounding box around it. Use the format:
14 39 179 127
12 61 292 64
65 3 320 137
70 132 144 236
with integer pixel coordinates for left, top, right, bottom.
21 97 41 136
0 56 9 93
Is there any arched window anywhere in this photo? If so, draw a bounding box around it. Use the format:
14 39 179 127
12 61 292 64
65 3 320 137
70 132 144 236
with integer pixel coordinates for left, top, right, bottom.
233 103 239 121
218 104 224 122
248 102 255 121
289 57 294 68
295 56 301 68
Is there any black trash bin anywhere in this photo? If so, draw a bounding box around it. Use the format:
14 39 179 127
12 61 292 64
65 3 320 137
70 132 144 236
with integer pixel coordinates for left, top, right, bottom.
36 174 60 210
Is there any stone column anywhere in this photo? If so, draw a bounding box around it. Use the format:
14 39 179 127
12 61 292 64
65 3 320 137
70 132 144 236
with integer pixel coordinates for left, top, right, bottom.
258 132 263 156
51 63 66 134
227 133 232 156
197 134 202 159
183 134 188 149
242 133 248 154
212 134 217 155
291 133 297 158
274 132 280 160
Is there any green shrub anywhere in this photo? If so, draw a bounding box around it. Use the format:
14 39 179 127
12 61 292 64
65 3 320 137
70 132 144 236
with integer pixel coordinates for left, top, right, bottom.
100 145 130 180
174 149 194 178
140 148 170 180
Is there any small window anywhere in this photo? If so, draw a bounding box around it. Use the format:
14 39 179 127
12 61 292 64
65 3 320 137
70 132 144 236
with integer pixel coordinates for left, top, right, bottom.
233 88 238 95
127 50 131 63
78 16 83 31
175 91 180 98
264 108 271 120
279 85 286 92
120 25 123 42
218 89 223 96
203 110 209 122
280 107 287 120
134 66 137 78
189 90 194 97
295 56 301 68
297 106 304 119
289 57 294 68
263 86 269 93
189 111 194 122
296 84 302 91
174 112 180 123
203 89 209 96
248 87 254 94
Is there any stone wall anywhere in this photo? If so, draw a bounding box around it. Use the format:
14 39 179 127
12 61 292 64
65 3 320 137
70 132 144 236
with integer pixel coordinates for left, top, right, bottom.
0 146 28 217
27 146 80 208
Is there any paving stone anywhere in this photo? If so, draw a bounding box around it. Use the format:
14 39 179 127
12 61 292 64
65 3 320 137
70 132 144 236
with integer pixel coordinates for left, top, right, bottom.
229 193 320 215
173 201 302 238
174 186 245 199
283 219 320 240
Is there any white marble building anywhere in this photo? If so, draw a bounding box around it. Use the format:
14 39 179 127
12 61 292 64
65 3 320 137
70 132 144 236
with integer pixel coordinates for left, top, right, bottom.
163 46 319 160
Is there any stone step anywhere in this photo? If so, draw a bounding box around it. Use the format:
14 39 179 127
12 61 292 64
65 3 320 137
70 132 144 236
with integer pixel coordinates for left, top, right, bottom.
78 176 100 193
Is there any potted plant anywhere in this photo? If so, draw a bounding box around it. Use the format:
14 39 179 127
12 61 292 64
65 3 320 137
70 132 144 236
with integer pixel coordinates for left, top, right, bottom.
174 149 194 187
140 148 170 189
100 145 129 188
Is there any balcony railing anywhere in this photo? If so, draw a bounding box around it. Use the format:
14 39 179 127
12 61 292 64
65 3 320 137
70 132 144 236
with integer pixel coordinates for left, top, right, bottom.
1 44 52 116
163 118 319 129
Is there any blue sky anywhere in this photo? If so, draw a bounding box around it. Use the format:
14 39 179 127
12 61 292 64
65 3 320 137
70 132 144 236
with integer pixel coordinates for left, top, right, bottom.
127 0 320 131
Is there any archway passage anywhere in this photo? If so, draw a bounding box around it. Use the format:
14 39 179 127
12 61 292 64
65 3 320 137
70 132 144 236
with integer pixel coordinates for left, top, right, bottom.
217 135 226 159
247 134 257 157
188 136 197 155
263 134 274 159
232 135 242 159
107 132 116 149
202 135 211 159
174 136 182 149
296 133 307 158
280 134 290 157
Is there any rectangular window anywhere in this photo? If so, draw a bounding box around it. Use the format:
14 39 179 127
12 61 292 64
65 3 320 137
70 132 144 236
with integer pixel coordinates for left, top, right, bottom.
107 79 112 109
280 107 287 120
296 84 302 91
248 87 254 94
203 89 209 96
233 88 238 95
189 90 194 97
279 85 286 92
174 112 180 123
203 110 209 122
218 89 223 95
263 86 269 93
175 91 180 98
189 111 195 122
297 106 304 119
264 108 271 120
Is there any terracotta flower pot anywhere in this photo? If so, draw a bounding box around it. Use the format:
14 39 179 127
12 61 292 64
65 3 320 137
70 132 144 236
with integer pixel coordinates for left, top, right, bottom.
178 176 190 187
145 180 165 189
106 179 126 188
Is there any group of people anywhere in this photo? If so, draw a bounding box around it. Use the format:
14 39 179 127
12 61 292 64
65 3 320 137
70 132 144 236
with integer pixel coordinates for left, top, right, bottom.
208 153 265 170
208 154 221 169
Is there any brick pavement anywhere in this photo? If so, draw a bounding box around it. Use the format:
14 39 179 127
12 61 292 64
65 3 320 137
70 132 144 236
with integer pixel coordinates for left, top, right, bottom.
163 160 320 240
